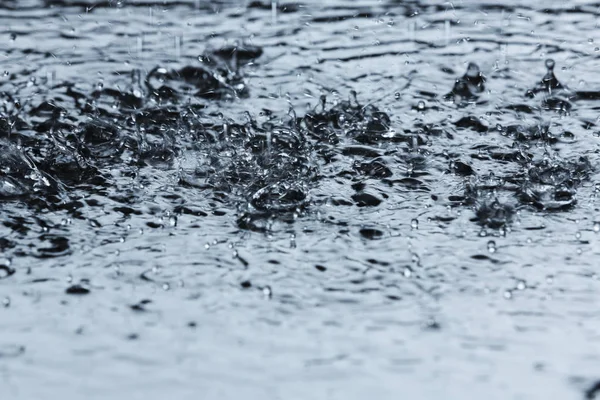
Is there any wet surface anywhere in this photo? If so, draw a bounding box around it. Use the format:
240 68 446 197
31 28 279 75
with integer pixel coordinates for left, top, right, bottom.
1 0 600 399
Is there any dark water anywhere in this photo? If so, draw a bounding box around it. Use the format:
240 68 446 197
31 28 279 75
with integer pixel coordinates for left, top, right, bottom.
1 0 600 398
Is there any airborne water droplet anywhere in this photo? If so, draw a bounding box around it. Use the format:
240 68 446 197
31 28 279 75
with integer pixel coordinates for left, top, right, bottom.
593 222 600 233
411 218 418 229
487 240 496 253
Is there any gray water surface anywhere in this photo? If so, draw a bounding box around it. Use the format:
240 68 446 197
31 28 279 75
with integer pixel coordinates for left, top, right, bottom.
1 1 600 399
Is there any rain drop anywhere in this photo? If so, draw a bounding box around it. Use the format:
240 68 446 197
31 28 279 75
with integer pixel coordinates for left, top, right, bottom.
262 286 272 299
411 218 418 229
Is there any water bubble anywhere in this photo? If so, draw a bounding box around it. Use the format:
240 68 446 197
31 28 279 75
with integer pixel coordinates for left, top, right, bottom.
593 222 600 233
487 240 496 253
162 283 170 291
516 280 526 290
394 92 401 100
411 219 418 229
575 231 581 240
417 100 425 110
503 290 513 299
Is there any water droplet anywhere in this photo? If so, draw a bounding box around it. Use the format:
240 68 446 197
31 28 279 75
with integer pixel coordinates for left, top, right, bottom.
417 100 425 110
516 280 526 290
545 59 555 71
575 231 581 240
593 222 599 233
487 240 496 253
262 286 272 299
394 92 401 100
2 296 10 307
403 266 412 278
162 283 170 291
411 218 418 229
503 290 513 299
168 216 177 227
465 62 480 78
546 275 554 284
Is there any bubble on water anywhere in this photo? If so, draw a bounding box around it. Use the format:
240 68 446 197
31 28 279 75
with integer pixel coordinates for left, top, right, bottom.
487 240 496 253
417 100 425 110
162 283 170 291
411 218 418 229
516 280 526 290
